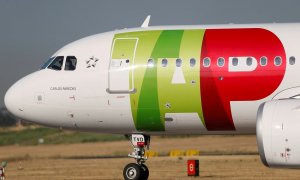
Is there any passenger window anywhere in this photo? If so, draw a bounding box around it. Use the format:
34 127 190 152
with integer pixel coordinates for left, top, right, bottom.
48 56 64 71
274 56 282 66
176 58 182 67
217 57 225 67
260 56 267 66
190 58 196 67
147 59 154 68
246 57 253 66
162 59 168 67
65 56 77 71
232 58 238 66
289 56 296 65
203 57 210 67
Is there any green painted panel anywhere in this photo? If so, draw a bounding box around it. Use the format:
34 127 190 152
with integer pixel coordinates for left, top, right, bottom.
112 39 137 59
179 30 205 125
110 38 137 90
157 30 205 129
137 30 184 131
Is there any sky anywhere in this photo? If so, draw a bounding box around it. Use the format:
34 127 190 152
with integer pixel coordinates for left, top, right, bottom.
1 0 300 106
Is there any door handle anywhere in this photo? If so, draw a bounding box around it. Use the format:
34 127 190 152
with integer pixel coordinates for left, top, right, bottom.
164 117 173 122
106 88 137 94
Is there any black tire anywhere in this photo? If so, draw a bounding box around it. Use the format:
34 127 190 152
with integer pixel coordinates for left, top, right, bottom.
140 164 149 180
123 163 142 180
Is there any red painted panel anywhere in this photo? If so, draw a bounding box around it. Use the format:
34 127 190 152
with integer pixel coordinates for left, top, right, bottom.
200 28 286 130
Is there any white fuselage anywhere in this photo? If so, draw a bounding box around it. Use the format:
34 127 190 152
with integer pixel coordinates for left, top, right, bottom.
4 23 300 135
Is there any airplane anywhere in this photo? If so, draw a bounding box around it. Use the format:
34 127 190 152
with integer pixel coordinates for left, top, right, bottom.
4 15 300 179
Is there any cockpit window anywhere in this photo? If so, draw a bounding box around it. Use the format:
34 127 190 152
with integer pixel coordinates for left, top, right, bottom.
40 57 55 69
47 56 64 71
65 56 77 71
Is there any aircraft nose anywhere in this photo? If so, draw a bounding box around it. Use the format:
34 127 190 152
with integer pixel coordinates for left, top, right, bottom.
4 82 24 117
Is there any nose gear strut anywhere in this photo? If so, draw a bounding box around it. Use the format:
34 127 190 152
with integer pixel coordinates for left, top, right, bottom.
123 134 150 180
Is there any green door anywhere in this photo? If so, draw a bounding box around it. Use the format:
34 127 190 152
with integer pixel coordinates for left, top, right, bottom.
107 38 138 94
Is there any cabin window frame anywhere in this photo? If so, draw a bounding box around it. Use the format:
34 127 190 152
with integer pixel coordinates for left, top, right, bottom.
232 57 238 66
161 58 168 67
190 58 196 67
274 56 282 66
203 57 211 67
289 56 296 65
260 56 268 66
176 58 182 67
217 57 225 67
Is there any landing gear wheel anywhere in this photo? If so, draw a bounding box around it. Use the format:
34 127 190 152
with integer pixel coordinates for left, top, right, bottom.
141 164 149 180
123 163 142 180
124 134 151 180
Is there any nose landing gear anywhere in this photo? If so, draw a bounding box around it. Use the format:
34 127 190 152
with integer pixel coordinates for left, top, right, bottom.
123 134 150 180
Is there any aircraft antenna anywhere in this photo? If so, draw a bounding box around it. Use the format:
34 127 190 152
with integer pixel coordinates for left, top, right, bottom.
141 15 151 28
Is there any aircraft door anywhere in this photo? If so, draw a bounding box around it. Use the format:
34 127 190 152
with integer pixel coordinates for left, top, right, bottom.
107 38 138 94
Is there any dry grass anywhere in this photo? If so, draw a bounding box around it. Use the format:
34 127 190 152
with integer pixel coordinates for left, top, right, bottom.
1 135 300 179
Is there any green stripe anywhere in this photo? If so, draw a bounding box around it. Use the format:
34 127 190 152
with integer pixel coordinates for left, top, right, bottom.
178 30 206 126
137 30 184 131
156 30 206 129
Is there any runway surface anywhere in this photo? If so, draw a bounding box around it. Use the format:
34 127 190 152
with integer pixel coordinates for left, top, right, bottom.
1 135 300 179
